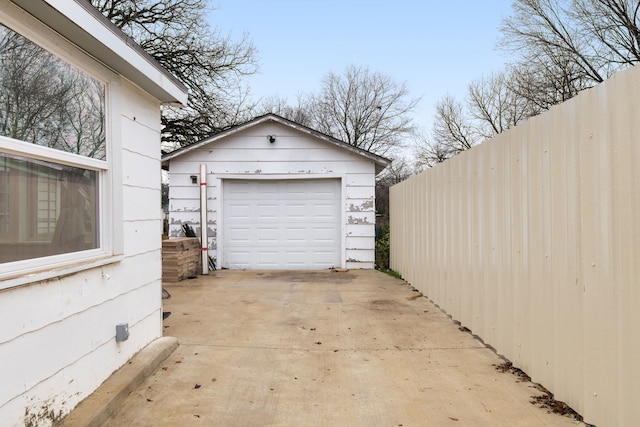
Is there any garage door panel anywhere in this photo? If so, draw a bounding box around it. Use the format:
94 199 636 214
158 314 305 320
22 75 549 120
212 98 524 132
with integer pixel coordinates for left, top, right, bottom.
285 204 307 219
257 204 279 219
313 204 337 219
257 227 279 243
228 227 252 243
256 251 279 267
313 227 338 243
223 179 341 269
284 251 307 267
227 203 251 219
285 182 306 193
285 227 307 242
258 182 279 194
312 181 338 195
227 181 251 194
227 250 251 268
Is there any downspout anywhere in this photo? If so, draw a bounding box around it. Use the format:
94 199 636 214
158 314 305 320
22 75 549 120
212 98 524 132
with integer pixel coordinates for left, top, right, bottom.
200 164 208 275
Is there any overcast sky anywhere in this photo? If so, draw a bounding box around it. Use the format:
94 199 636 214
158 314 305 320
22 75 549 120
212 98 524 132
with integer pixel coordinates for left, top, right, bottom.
210 0 514 145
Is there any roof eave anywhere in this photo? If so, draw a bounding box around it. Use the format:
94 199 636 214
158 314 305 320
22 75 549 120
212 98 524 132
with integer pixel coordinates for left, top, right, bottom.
263 115 392 174
162 114 392 174
11 0 188 106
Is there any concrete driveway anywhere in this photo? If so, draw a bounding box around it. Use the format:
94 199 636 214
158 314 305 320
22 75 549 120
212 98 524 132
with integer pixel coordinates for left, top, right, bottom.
101 270 580 426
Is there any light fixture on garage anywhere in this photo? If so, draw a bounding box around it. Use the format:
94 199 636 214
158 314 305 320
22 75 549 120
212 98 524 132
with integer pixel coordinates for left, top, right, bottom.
267 135 276 143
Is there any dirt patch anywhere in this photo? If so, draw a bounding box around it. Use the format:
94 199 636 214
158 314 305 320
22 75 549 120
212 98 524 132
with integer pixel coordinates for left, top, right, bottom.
494 361 531 382
260 271 355 283
24 399 64 427
368 298 408 313
530 391 583 421
494 362 591 424
371 299 395 306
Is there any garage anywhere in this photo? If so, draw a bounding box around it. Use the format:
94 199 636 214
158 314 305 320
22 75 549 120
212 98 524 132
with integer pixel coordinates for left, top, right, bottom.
163 113 390 270
222 179 341 269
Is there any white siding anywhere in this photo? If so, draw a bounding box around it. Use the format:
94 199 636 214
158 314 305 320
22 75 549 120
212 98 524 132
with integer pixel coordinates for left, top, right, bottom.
0 65 165 427
168 121 378 269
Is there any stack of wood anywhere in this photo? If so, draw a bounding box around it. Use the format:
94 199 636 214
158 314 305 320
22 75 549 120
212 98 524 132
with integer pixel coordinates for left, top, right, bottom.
162 237 201 282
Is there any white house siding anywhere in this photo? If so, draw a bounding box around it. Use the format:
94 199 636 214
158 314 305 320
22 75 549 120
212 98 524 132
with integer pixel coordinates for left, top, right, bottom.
0 15 169 424
168 120 378 269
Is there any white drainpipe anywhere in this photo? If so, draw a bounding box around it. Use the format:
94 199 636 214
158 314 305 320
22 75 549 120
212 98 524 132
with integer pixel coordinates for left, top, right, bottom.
200 164 208 275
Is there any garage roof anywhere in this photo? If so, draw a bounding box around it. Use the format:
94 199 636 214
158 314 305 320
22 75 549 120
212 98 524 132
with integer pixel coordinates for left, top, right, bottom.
162 113 392 175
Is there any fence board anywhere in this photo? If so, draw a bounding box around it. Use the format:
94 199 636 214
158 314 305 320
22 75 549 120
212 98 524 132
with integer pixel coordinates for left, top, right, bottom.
390 64 640 427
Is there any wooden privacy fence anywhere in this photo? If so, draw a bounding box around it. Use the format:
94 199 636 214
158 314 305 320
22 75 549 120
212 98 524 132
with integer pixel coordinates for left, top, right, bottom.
390 64 640 427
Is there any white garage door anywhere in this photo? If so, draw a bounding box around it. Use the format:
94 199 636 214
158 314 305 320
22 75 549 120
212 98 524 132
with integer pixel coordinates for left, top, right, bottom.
222 179 341 269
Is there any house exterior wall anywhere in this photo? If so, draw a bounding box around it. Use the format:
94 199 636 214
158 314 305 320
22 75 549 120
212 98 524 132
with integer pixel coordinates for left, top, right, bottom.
0 5 168 424
167 121 377 269
389 63 640 427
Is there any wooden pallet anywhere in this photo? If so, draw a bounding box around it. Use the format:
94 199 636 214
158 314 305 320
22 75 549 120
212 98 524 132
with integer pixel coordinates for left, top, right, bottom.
162 237 201 282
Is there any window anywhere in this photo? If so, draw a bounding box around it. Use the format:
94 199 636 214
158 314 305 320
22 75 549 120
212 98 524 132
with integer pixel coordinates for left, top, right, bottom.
0 161 7 235
0 22 108 272
0 23 106 159
0 153 99 263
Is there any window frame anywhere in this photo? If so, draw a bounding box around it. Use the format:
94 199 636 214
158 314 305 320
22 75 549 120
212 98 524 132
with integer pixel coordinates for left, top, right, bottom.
0 7 122 288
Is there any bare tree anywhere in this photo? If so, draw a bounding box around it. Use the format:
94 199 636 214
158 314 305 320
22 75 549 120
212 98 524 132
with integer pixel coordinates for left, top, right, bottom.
60 78 106 159
572 0 640 67
415 71 538 168
412 95 477 168
508 53 593 110
468 70 542 139
500 0 606 84
433 95 477 152
413 130 451 170
419 0 640 168
303 65 419 157
377 157 415 187
257 95 313 126
499 0 640 111
375 157 415 220
0 25 105 159
90 0 258 148
499 0 601 110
